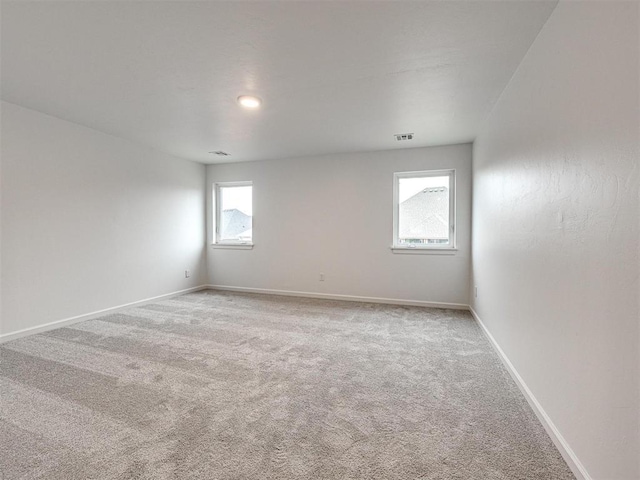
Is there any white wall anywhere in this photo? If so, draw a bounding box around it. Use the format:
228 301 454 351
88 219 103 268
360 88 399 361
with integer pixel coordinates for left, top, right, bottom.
471 2 639 479
207 144 471 306
0 102 207 337
0 101 4 333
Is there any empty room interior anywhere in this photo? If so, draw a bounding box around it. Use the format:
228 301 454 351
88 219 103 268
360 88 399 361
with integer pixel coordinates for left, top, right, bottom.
0 1 638 479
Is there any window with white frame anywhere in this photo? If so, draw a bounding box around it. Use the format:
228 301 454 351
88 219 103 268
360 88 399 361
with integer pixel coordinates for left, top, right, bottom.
213 182 253 245
393 170 455 250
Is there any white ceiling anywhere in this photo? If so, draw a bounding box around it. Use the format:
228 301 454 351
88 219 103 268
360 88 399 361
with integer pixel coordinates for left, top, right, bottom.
1 1 557 164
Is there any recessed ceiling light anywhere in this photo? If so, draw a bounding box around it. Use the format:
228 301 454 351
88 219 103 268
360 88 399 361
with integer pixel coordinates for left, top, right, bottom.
237 95 262 109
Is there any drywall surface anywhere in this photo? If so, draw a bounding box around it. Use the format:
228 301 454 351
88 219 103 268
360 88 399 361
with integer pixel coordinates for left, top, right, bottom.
0 101 3 333
471 2 639 479
2 1 557 163
1 102 207 336
207 144 471 305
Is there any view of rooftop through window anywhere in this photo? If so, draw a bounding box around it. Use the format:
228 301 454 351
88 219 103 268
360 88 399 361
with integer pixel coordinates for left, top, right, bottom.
219 185 252 243
398 175 450 245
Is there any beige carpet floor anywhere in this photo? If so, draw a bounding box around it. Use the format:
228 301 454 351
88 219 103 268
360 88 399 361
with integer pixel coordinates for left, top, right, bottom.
0 290 574 479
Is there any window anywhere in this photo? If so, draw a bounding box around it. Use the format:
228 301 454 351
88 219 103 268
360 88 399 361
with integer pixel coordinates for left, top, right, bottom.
393 170 455 250
213 182 253 246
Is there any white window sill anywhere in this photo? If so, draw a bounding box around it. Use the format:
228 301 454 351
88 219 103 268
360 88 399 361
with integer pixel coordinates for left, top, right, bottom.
211 243 254 250
391 246 457 255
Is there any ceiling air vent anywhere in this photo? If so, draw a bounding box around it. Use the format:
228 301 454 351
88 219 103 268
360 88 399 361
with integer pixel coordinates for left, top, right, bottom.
209 151 231 156
395 133 414 141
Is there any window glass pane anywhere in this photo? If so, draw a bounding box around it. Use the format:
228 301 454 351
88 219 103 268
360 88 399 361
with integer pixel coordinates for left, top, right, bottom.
398 176 449 245
219 185 252 242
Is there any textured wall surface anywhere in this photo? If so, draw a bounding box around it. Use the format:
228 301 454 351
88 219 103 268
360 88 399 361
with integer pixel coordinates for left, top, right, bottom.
471 2 639 479
207 145 471 306
1 102 207 336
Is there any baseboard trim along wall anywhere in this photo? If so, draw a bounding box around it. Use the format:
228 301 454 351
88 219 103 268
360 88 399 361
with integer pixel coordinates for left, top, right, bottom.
0 285 209 344
205 285 469 310
469 307 591 480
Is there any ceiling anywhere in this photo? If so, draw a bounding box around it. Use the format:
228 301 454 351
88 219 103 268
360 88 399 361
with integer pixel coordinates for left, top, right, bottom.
1 1 557 164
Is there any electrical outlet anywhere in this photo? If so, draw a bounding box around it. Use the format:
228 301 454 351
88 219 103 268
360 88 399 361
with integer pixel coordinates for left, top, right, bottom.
319 273 325 282
185 270 191 278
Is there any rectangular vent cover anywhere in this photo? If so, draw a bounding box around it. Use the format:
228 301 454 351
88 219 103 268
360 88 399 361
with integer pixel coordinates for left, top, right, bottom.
394 133 414 141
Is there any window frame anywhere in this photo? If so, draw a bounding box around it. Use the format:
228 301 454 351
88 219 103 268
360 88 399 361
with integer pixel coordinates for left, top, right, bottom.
392 169 456 253
212 181 254 248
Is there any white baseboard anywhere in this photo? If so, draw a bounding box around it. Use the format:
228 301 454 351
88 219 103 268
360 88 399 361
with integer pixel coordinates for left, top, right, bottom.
468 306 591 480
0 285 209 344
204 284 468 310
